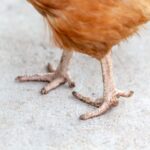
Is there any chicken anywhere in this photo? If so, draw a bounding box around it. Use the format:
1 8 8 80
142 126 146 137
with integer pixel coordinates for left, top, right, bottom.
16 0 150 120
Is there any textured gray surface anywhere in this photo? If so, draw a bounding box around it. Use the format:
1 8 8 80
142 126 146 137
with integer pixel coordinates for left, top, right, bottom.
0 1 150 150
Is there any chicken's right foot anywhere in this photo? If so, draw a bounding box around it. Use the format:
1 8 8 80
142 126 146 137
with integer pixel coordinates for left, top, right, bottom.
16 50 75 94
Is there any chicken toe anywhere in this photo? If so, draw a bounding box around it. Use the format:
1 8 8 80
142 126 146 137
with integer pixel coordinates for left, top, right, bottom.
72 91 104 108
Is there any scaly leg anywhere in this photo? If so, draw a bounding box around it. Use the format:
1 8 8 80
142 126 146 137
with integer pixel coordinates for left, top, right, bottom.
16 50 75 94
73 51 133 120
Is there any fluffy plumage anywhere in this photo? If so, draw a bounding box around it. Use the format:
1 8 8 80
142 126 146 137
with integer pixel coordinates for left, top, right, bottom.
28 0 150 58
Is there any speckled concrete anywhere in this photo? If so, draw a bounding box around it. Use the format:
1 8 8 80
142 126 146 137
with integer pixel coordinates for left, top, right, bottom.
0 1 150 150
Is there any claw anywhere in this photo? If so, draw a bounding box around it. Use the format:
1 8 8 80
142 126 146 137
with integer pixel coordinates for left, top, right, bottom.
116 90 134 98
68 82 76 88
41 87 48 95
47 63 55 72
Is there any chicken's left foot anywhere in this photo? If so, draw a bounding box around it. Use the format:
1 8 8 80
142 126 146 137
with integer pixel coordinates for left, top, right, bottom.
73 90 133 120
73 51 134 120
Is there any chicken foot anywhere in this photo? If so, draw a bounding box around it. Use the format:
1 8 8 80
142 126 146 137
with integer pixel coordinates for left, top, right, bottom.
73 51 134 120
16 50 75 94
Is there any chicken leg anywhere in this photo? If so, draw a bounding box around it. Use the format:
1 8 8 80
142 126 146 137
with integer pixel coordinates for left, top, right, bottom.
16 50 75 94
73 51 134 120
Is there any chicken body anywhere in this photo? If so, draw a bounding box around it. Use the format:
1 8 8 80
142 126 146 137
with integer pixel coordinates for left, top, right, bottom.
28 0 150 58
17 0 150 119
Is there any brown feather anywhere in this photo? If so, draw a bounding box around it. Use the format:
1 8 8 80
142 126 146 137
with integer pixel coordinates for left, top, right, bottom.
28 0 150 59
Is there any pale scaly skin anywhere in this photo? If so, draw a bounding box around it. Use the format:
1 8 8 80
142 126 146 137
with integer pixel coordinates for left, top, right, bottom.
16 50 75 94
73 51 134 120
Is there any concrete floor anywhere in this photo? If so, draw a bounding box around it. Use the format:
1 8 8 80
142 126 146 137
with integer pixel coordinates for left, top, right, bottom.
0 1 150 150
